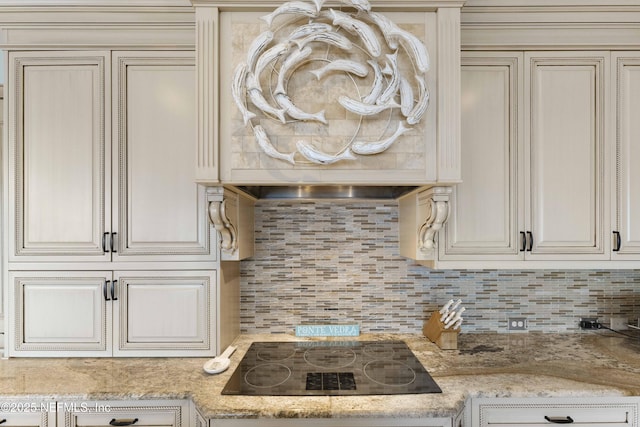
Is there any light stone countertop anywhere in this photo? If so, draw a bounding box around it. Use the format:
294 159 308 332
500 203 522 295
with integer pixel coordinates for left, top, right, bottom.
1 332 639 420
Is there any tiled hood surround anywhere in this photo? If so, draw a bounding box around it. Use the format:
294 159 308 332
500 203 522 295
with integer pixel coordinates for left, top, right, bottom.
192 0 463 188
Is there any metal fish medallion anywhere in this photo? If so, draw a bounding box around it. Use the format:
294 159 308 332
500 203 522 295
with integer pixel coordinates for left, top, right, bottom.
234 0 431 165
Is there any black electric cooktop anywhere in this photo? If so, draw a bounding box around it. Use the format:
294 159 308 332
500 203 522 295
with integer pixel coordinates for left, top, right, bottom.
221 341 442 396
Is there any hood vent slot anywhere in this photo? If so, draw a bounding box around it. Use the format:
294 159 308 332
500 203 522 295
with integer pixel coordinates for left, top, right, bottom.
237 186 417 200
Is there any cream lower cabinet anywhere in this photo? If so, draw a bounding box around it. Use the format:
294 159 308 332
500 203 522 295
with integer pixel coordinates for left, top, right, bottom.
470 397 639 427
59 400 189 427
435 51 611 267
8 271 217 357
7 50 214 263
0 400 55 427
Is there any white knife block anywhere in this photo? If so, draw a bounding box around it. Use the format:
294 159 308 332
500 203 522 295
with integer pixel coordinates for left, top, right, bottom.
423 311 460 350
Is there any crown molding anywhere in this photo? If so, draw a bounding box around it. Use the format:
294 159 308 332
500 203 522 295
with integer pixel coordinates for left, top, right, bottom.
460 0 640 49
190 0 466 11
0 6 196 48
0 0 192 5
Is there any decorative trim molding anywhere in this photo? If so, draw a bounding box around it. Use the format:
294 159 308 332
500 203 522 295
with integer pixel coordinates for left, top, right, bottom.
418 186 452 251
437 7 462 182
194 6 219 183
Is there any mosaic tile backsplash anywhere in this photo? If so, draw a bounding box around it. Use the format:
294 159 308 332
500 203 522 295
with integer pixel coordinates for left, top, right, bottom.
240 201 640 334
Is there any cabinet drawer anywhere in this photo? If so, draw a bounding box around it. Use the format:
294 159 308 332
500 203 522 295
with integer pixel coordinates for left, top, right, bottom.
0 410 51 427
60 401 188 427
483 406 632 426
478 400 638 427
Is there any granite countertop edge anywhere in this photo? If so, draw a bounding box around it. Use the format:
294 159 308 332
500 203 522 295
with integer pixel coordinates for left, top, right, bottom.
0 332 638 420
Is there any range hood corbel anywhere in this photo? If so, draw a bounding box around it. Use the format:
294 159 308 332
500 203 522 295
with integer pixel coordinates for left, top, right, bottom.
399 186 452 267
206 186 257 261
417 187 453 251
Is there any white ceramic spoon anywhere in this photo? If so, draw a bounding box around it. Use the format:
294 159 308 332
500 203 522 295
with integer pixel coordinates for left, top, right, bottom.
203 345 237 374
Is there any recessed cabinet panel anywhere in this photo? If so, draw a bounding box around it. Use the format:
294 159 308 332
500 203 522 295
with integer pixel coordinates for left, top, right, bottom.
60 400 188 427
10 271 112 356
0 402 54 427
112 52 215 261
441 53 523 260
9 53 110 261
613 53 640 257
472 397 639 427
526 53 608 259
113 271 216 357
0 88 3 322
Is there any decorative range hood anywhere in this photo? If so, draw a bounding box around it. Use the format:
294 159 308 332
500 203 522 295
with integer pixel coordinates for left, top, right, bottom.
190 0 464 262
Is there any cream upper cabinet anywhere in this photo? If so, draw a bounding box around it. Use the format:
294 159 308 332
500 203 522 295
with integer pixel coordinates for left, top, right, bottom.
111 52 214 261
437 51 611 267
524 51 610 260
8 51 111 262
8 50 215 263
440 52 524 261
612 52 640 258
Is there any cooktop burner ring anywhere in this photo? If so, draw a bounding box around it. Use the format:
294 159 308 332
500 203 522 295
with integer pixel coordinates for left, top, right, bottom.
363 360 417 387
256 343 297 362
303 347 357 369
362 343 396 359
244 363 292 388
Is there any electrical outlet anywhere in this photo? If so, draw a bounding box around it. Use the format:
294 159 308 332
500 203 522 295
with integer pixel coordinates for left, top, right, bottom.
580 318 600 329
610 317 629 330
508 317 528 331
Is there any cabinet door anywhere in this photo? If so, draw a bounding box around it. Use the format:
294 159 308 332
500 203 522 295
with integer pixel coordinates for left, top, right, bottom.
8 52 111 262
612 52 640 258
113 270 216 357
440 52 524 261
0 402 55 427
8 271 112 357
525 52 610 260
59 400 189 427
1 87 4 332
111 51 215 262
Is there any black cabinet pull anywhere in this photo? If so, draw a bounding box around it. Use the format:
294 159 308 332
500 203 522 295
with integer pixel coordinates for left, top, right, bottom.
527 231 533 252
109 419 138 427
102 232 109 253
0 419 7 424
520 231 526 252
104 281 111 301
613 231 621 252
111 280 118 301
111 232 118 253
545 416 574 424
